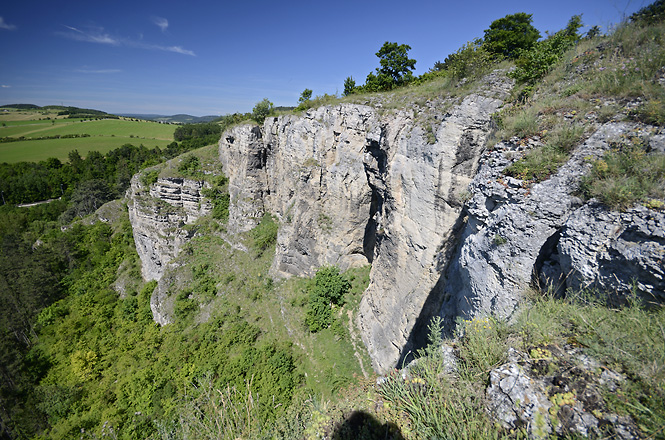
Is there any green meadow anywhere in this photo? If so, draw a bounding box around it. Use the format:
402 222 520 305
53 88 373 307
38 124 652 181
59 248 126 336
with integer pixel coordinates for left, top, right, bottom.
0 112 175 163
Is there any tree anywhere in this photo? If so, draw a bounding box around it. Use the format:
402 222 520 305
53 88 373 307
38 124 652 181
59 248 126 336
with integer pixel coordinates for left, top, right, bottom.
343 76 356 96
483 12 541 59
563 14 583 41
375 41 416 87
252 98 274 124
298 89 312 103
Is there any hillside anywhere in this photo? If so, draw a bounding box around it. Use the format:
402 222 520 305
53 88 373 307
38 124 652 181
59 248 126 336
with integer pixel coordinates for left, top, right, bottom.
0 106 176 163
1 3 664 440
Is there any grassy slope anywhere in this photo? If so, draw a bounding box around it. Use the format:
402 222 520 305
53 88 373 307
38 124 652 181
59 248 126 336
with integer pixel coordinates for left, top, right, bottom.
0 112 175 163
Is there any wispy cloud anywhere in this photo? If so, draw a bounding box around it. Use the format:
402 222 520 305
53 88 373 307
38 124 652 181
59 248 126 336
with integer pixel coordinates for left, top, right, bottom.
1 85 11 88
152 16 168 32
58 24 195 56
60 25 119 45
0 16 17 30
162 45 195 56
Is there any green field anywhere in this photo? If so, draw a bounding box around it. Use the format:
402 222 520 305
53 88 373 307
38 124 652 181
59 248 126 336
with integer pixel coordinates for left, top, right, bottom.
0 110 175 163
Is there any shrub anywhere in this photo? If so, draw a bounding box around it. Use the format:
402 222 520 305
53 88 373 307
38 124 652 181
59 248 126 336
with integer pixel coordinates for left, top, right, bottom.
437 39 494 80
510 30 576 85
579 138 665 209
178 155 202 178
305 266 350 332
202 174 230 222
250 213 278 256
141 169 159 187
252 98 274 124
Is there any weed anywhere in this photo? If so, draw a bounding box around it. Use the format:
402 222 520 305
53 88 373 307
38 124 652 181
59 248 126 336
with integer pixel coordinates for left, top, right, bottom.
579 137 665 209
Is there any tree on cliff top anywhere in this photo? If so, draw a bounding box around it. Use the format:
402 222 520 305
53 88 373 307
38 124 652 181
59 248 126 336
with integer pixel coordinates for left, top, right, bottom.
483 12 541 59
252 98 274 124
363 42 417 92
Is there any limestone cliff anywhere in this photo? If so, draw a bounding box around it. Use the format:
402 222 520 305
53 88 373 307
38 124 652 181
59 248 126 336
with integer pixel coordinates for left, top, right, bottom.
218 71 514 372
127 173 211 282
440 121 665 327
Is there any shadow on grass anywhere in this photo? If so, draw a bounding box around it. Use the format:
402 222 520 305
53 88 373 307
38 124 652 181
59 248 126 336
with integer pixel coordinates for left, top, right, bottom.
331 410 405 440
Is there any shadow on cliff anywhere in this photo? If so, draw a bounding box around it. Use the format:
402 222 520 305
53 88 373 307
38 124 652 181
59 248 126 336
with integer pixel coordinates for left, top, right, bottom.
331 410 404 440
396 210 468 368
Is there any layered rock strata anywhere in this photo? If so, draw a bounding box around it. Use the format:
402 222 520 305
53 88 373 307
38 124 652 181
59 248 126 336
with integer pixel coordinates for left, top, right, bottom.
219 72 513 372
127 175 211 282
440 122 664 326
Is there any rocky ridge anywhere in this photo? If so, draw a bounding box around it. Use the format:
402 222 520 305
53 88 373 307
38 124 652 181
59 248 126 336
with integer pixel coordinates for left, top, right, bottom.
127 174 211 283
126 72 664 376
218 71 514 372
440 121 665 329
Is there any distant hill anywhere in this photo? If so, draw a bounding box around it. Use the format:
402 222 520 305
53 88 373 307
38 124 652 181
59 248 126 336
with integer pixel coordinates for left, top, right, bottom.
119 113 220 124
1 104 115 119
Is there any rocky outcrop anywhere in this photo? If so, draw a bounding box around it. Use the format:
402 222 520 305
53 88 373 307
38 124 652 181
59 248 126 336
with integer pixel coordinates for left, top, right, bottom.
487 346 642 439
127 174 211 282
555 202 665 307
439 122 665 326
219 71 514 372
219 106 376 274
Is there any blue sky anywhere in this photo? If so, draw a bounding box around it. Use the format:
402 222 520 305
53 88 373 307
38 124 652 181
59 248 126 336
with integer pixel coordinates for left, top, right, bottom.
0 0 648 116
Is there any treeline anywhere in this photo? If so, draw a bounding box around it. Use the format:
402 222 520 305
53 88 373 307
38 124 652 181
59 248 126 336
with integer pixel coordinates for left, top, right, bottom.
340 13 592 96
0 133 92 143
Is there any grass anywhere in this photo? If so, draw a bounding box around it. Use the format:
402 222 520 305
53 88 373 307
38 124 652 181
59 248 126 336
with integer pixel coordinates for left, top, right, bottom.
0 117 175 163
494 16 665 189
580 135 665 209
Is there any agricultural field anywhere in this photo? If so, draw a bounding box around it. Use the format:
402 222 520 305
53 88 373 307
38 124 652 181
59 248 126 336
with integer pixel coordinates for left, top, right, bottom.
0 107 175 163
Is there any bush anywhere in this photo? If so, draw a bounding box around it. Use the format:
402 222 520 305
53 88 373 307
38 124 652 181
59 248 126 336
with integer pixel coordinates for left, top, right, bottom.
141 169 159 187
305 266 350 332
579 138 665 209
510 31 576 85
252 98 274 124
178 155 202 178
201 174 230 222
250 213 278 256
437 39 494 80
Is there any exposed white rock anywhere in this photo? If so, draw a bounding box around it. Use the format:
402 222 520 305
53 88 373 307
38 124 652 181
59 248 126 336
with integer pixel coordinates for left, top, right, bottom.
218 71 514 373
127 173 211 282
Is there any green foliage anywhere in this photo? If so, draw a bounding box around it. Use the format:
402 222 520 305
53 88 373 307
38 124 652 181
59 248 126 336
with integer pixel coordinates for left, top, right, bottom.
201 174 230 221
59 179 114 223
173 122 221 142
579 137 665 210
375 41 417 86
483 12 541 59
141 169 160 187
343 76 357 96
504 124 585 182
250 213 278 256
305 267 350 332
630 0 665 25
358 42 416 93
177 155 202 178
435 38 494 80
510 29 578 85
298 88 313 103
252 98 274 124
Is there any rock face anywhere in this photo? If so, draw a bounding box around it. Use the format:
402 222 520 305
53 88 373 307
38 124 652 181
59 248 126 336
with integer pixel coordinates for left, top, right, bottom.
219 106 376 274
219 71 513 372
556 202 665 307
439 122 665 326
127 174 211 282
487 346 641 439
